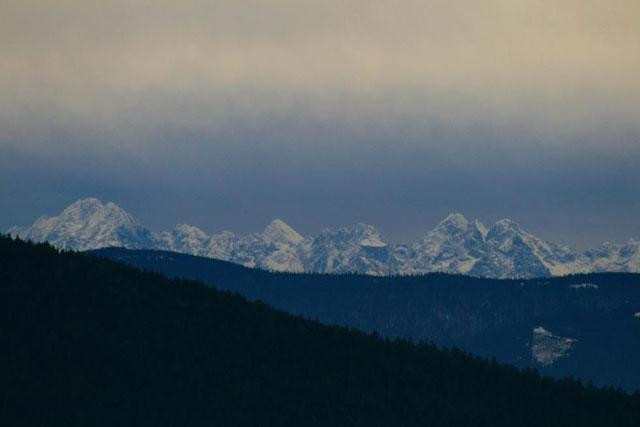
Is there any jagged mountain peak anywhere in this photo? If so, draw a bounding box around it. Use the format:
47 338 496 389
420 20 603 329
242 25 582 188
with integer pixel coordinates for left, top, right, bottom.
491 218 523 232
58 198 138 227
65 197 103 209
57 197 106 220
437 212 470 230
262 219 304 245
306 222 389 275
486 219 532 245
405 214 487 275
8 197 154 251
318 223 387 247
431 213 488 241
354 223 387 248
158 223 210 256
9 198 640 277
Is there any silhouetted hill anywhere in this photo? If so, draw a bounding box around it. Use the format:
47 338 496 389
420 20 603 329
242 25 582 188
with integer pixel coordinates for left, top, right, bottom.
90 247 640 391
2 236 640 426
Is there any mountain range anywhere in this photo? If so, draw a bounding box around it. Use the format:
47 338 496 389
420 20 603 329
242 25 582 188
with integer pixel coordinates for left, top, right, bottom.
8 197 640 278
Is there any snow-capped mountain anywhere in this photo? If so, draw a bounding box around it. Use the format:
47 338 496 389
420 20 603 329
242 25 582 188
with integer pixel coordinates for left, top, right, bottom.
303 223 391 275
229 220 305 273
7 197 640 278
158 224 210 256
396 213 488 275
7 198 156 251
158 219 306 272
469 219 579 279
582 239 640 273
207 231 238 261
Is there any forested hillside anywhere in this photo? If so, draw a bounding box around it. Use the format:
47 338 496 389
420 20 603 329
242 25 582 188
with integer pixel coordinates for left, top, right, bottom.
91 247 640 390
2 236 639 426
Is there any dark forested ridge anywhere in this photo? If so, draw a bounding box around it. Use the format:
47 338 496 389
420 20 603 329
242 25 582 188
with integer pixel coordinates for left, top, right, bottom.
2 237 640 426
90 247 640 391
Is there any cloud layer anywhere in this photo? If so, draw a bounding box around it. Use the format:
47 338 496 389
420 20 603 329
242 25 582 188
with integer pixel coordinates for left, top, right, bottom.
1 0 639 249
2 0 639 133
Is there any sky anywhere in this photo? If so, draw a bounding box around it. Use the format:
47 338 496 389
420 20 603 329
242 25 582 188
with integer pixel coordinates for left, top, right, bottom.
1 0 639 250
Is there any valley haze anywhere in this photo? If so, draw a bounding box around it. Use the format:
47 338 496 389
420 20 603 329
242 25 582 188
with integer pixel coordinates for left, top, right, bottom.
9 198 640 279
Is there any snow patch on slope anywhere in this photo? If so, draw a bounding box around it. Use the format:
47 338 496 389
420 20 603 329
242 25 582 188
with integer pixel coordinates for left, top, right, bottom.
531 327 576 367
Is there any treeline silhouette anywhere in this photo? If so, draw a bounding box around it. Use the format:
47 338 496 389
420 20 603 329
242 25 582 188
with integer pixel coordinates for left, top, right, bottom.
2 236 639 426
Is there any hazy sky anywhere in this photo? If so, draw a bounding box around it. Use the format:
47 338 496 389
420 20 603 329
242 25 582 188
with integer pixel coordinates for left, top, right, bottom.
1 0 639 249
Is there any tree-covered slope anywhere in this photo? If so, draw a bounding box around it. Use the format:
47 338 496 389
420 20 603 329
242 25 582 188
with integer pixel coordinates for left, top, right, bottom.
91 247 640 391
2 236 639 426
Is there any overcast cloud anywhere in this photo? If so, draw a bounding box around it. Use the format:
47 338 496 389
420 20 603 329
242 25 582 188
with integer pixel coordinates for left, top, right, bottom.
1 0 639 249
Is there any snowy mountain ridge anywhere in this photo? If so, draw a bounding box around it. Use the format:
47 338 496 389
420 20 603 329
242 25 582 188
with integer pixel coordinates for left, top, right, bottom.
7 198 156 251
7 198 640 278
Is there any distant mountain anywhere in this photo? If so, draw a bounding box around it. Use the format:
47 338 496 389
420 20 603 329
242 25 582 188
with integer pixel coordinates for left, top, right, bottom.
396 213 489 275
230 219 305 272
585 239 640 273
469 219 576 279
7 198 156 251
8 197 640 278
160 219 305 272
303 223 391 275
158 223 211 256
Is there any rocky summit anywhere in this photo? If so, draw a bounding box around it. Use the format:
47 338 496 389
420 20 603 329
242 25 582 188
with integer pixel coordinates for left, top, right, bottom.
8 198 640 278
